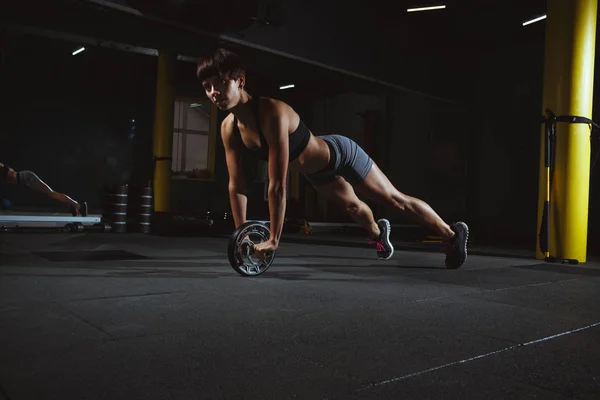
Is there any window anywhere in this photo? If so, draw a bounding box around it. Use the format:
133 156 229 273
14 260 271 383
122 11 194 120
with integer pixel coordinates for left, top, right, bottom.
171 98 216 180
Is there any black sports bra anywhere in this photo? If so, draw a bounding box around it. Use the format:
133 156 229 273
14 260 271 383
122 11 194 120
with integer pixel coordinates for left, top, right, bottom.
232 97 310 161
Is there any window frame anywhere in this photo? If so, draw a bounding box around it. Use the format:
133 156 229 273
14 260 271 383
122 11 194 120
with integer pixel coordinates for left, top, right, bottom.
171 96 218 181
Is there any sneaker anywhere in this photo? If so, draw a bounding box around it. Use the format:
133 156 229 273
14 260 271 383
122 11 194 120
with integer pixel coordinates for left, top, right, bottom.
445 221 469 269
366 218 394 260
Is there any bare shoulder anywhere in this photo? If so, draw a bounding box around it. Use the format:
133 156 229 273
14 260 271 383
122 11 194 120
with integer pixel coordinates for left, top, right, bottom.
258 97 296 121
220 113 237 149
221 113 234 133
220 113 235 138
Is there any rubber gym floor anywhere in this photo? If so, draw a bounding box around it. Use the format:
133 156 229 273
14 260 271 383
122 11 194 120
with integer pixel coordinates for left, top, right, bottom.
1 227 599 399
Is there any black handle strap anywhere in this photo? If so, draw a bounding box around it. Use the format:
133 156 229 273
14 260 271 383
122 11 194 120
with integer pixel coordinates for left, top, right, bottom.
541 109 600 170
541 108 600 130
538 108 597 264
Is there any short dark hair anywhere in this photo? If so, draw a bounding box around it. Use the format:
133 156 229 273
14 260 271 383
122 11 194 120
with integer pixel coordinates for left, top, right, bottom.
196 48 246 82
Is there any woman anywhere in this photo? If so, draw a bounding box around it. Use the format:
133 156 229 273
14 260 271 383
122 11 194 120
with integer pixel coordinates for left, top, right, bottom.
0 162 87 216
196 48 468 268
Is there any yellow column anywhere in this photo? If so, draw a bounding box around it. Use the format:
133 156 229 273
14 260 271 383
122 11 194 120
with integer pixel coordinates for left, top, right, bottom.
536 0 598 262
152 52 175 212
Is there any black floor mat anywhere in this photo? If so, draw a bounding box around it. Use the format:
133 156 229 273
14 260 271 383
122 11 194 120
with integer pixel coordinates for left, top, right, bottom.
34 250 149 262
510 262 600 277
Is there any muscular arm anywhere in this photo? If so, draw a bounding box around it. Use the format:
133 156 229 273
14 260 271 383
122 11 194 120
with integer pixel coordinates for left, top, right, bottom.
221 116 248 229
262 101 290 245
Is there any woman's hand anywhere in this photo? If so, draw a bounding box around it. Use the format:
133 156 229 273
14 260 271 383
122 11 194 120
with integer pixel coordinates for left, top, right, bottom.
253 239 278 260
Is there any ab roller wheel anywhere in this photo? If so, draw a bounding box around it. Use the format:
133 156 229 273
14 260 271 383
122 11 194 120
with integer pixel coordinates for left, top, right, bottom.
228 221 275 276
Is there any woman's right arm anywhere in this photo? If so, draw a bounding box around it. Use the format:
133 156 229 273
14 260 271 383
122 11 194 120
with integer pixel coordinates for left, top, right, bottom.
221 116 247 229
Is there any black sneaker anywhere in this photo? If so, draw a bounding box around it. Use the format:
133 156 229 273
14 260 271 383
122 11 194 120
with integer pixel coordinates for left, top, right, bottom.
445 221 469 269
367 218 394 260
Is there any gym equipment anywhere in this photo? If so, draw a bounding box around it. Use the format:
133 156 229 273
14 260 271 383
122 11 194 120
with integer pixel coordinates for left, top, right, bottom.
102 184 128 233
0 211 104 233
138 185 152 234
539 109 600 265
122 184 153 234
228 220 275 276
66 222 112 233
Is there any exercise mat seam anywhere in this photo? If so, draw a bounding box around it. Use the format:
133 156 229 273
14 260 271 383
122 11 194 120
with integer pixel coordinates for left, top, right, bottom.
354 321 600 392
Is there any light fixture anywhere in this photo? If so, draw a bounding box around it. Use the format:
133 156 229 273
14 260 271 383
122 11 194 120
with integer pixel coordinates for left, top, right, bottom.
523 14 547 26
279 84 295 90
72 47 85 55
407 5 446 12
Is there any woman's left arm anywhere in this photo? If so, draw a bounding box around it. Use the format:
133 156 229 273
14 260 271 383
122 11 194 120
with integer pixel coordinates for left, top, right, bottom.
262 102 290 247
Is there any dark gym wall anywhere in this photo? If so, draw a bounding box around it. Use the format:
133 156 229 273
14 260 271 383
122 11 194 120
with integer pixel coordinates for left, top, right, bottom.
469 33 600 247
0 32 157 211
467 38 547 244
1 8 598 250
0 30 549 242
0 0 477 221
469 37 599 247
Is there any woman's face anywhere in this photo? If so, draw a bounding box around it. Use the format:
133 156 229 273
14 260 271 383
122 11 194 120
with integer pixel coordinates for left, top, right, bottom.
202 75 244 110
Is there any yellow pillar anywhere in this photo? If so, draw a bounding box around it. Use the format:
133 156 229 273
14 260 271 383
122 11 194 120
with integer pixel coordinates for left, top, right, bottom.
536 0 598 262
152 52 175 212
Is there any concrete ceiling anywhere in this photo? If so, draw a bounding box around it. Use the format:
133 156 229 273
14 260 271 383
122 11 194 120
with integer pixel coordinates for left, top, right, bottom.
103 0 549 51
1 0 550 105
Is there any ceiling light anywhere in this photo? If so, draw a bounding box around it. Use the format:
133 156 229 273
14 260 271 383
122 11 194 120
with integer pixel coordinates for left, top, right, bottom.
280 84 295 90
407 5 446 12
523 14 547 26
72 47 85 55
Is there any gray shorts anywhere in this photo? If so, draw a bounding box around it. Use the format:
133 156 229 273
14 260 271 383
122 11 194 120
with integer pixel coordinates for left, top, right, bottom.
303 134 373 187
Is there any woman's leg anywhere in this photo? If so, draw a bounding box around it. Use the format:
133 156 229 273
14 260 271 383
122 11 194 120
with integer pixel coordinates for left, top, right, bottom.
354 162 455 240
312 176 394 259
354 161 469 268
314 176 380 238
